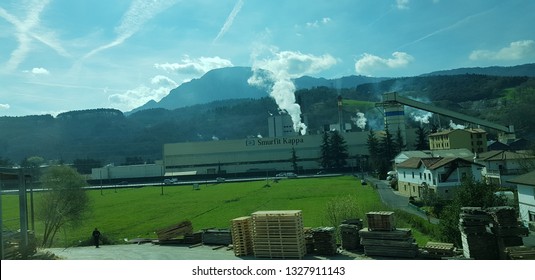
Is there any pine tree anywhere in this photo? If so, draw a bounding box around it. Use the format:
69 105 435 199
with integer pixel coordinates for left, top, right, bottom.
329 130 348 170
367 129 380 172
291 147 299 173
414 126 429 150
320 131 331 169
394 127 405 155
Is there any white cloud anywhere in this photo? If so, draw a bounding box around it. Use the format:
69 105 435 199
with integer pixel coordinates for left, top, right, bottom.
83 0 178 60
154 56 234 76
0 103 10 110
108 75 178 112
30 67 50 75
213 0 244 43
355 52 414 75
396 0 410 10
469 40 535 61
306 17 331 28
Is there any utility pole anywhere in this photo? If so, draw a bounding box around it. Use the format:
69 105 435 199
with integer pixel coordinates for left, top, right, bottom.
18 168 29 258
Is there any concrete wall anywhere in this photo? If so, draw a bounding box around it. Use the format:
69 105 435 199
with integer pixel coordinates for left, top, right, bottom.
518 184 535 227
91 163 164 180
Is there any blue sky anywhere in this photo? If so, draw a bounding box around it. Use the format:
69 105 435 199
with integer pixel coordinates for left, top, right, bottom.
0 0 534 117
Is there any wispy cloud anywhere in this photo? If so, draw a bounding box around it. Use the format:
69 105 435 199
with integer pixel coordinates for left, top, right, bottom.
306 17 331 28
154 56 233 76
355 52 414 76
108 75 178 112
398 7 496 50
470 40 535 61
0 103 10 110
0 0 68 71
396 0 410 10
83 0 178 60
213 0 244 43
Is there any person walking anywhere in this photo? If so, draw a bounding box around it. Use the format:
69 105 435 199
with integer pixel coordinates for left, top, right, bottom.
92 228 101 248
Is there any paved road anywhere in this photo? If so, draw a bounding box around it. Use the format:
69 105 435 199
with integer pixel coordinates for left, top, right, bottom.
365 177 439 224
43 243 373 260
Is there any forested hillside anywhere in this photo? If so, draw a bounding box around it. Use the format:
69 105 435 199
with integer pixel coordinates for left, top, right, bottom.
1 74 534 167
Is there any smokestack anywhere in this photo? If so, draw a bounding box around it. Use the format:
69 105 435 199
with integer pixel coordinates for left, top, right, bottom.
338 95 343 132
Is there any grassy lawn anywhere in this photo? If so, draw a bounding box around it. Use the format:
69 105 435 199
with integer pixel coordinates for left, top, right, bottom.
2 176 437 247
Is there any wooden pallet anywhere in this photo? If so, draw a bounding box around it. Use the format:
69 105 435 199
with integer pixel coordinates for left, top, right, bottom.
366 211 395 231
251 210 306 259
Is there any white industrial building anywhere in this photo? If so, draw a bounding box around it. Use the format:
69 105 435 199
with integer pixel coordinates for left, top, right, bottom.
507 171 535 230
162 131 373 176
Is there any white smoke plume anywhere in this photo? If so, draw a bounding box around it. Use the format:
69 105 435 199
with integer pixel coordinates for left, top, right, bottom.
212 136 220 141
410 111 433 124
351 112 367 130
248 48 336 135
449 120 466 129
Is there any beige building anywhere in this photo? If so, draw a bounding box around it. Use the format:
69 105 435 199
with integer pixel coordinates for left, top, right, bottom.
163 132 372 175
428 128 487 154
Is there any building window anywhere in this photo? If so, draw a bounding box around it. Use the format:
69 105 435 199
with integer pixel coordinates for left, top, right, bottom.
403 171 406 178
420 172 422 179
529 211 535 222
412 172 414 178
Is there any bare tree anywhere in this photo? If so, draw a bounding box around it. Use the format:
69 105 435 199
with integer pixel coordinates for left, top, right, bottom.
37 165 90 247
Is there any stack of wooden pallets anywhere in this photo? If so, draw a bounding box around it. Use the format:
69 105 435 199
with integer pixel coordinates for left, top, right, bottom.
231 216 253 256
311 227 337 256
360 212 418 258
340 219 363 251
359 228 418 258
251 210 306 259
422 242 456 259
366 211 396 231
459 207 498 260
486 206 529 259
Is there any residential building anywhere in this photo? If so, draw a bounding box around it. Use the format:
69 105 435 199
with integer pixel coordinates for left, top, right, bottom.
507 171 535 230
428 128 487 154
394 149 473 165
396 157 484 200
477 150 535 188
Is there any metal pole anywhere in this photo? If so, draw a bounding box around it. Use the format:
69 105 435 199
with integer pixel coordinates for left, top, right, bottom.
18 169 29 258
1 174 4 259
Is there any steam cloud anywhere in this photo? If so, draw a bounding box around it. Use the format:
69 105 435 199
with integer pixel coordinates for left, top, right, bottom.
410 111 432 124
248 49 336 135
449 120 466 129
351 112 367 130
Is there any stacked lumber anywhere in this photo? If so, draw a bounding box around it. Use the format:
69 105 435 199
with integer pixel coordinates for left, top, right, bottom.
459 207 498 260
155 220 193 241
359 227 418 258
202 228 232 245
184 231 203 244
504 246 535 260
251 210 306 259
366 211 395 231
303 227 315 254
340 219 363 250
231 216 253 256
421 242 455 259
486 206 529 259
311 227 337 255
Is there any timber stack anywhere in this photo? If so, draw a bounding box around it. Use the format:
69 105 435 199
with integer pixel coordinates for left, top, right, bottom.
486 206 529 259
251 210 306 259
155 220 193 244
231 216 253 256
459 207 498 259
421 242 456 259
340 219 363 251
311 227 337 256
360 212 418 258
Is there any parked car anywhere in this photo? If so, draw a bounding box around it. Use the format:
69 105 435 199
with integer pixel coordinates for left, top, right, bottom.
216 177 226 183
286 172 297 178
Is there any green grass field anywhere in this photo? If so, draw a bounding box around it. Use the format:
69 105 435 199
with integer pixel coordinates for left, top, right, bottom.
2 176 437 247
